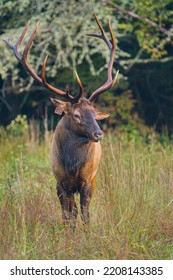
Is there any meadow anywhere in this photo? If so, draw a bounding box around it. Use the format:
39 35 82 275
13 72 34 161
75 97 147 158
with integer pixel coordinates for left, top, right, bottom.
0 121 173 260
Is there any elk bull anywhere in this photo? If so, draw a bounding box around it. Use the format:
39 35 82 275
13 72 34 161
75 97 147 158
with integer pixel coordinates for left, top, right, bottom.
4 15 119 229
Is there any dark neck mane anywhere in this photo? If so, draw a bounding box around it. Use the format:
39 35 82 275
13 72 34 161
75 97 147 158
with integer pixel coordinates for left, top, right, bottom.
58 119 90 175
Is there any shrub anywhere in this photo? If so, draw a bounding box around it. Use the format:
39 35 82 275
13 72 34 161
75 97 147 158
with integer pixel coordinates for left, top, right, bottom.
7 115 28 137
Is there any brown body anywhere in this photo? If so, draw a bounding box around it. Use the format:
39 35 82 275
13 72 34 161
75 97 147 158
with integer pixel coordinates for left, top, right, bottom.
50 98 105 226
5 15 118 229
51 120 101 192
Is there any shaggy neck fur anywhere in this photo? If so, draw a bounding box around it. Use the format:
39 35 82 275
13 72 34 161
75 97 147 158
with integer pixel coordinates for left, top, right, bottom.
57 117 90 176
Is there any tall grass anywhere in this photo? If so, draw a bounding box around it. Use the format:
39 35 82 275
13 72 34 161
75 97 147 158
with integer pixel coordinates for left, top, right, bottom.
0 130 173 259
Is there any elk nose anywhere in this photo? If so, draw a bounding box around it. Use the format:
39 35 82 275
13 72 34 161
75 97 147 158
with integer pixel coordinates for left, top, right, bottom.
92 130 103 142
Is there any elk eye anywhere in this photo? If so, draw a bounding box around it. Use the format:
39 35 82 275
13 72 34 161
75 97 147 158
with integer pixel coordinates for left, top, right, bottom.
73 113 81 120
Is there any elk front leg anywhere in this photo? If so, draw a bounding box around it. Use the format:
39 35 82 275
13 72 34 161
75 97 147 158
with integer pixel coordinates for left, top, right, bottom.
80 184 92 225
56 185 78 230
80 176 96 225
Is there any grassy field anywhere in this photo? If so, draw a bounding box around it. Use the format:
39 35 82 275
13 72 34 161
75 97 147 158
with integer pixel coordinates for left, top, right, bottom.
0 129 173 260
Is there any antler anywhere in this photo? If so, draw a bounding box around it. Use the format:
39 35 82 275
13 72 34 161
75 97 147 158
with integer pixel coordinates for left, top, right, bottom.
86 14 119 102
3 22 83 103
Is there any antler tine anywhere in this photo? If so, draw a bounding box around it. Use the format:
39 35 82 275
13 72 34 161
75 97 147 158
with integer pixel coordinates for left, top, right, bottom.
4 21 83 103
87 15 119 102
21 21 42 84
3 21 30 60
4 21 43 85
86 14 112 50
42 55 83 102
42 54 67 96
16 21 31 50
73 71 83 101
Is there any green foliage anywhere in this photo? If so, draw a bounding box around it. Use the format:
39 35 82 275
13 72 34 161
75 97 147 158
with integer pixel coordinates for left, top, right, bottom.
7 114 28 137
99 88 149 142
0 0 124 90
114 92 149 141
0 126 6 138
0 0 173 134
109 0 173 59
133 0 173 58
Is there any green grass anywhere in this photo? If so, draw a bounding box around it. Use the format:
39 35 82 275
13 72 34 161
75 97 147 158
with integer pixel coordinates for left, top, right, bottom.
0 131 173 260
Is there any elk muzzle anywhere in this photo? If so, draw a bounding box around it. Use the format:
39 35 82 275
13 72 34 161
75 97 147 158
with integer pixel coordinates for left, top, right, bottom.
91 129 103 142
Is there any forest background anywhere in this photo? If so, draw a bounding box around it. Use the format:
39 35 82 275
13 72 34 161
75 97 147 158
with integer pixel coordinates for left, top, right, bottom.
0 0 173 139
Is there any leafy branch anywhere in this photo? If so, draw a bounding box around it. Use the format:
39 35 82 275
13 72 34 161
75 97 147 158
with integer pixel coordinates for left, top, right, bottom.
105 1 173 37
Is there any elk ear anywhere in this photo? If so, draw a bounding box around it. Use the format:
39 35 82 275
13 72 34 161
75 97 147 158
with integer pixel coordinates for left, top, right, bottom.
50 98 69 115
95 109 110 120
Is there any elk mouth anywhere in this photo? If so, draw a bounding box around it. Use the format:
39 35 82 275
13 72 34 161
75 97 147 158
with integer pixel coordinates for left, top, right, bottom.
81 131 103 143
91 136 103 142
91 130 103 142
84 132 103 142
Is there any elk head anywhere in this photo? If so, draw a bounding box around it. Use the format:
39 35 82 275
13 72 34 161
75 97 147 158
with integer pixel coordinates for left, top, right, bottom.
51 97 109 142
4 15 119 142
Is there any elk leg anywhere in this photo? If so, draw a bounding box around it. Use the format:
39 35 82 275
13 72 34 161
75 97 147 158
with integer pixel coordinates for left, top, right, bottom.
57 185 78 229
69 196 78 231
80 176 96 225
80 184 92 225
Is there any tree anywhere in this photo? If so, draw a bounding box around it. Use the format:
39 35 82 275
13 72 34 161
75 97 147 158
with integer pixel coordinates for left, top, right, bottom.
105 0 173 61
0 0 124 93
1 0 173 134
104 0 173 133
0 0 127 125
